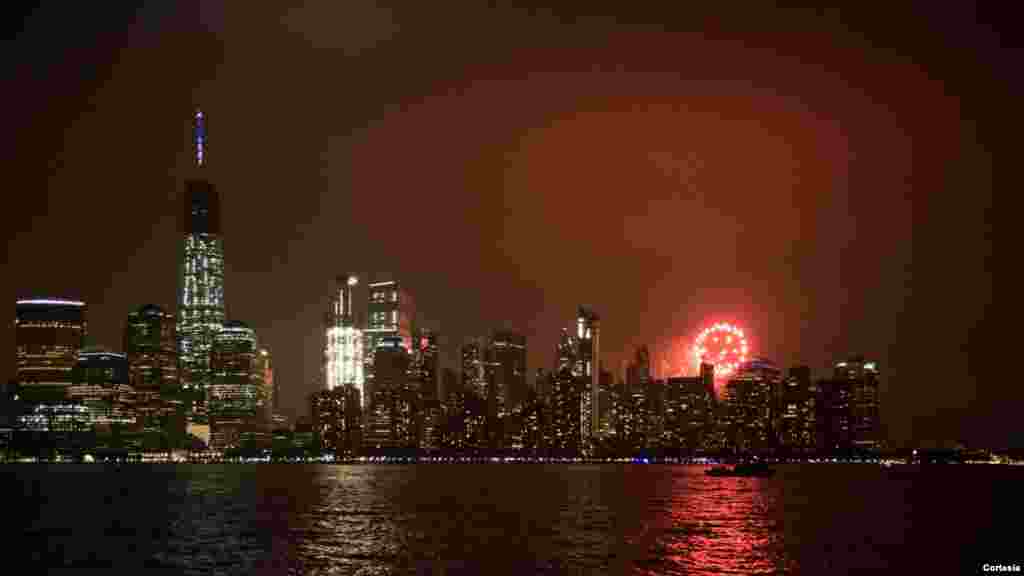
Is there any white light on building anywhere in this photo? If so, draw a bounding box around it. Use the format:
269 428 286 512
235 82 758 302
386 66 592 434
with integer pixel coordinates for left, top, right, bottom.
326 326 365 398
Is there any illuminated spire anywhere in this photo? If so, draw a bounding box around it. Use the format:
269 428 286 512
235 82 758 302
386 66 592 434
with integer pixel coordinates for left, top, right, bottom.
193 108 206 167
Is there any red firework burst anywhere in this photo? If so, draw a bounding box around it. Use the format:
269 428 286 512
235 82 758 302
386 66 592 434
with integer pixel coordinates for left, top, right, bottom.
693 322 750 379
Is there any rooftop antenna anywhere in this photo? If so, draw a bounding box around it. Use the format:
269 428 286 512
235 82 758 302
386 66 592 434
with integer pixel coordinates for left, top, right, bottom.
193 109 206 167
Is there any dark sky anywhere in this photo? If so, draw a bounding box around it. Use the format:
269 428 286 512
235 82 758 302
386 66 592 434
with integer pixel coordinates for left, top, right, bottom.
3 2 1007 447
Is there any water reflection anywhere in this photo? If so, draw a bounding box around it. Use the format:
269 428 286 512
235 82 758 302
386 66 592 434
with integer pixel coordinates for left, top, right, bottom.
267 465 790 574
8 463 1019 574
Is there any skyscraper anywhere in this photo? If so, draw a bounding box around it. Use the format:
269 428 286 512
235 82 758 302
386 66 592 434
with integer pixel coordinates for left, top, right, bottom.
461 338 488 400
576 307 600 446
124 304 180 434
14 299 87 393
255 347 273 426
832 357 881 450
491 331 526 410
178 110 225 425
325 275 365 406
723 358 782 453
779 365 816 452
364 280 414 402
69 350 135 429
208 321 260 450
311 386 361 456
363 336 413 452
409 327 439 401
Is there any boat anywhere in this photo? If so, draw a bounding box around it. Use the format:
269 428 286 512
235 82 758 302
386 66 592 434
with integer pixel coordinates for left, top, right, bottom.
705 462 776 478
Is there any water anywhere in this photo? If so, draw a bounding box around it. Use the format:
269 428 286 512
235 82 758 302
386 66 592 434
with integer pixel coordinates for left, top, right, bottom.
3 464 1020 574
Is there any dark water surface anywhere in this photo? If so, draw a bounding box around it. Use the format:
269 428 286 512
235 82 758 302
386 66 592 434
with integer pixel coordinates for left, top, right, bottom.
4 464 1020 574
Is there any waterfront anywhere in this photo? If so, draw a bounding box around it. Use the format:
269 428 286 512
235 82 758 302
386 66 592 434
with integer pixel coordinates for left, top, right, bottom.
5 464 1021 574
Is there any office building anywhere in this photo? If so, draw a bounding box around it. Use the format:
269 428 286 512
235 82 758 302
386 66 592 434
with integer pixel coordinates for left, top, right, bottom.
311 385 361 456
255 347 273 425
409 327 439 401
491 331 527 410
363 336 414 451
325 275 365 406
779 365 816 452
68 350 135 429
14 299 87 392
208 321 261 450
723 358 782 453
177 110 225 424
663 372 714 454
823 357 882 451
124 304 180 432
364 280 414 401
575 307 600 446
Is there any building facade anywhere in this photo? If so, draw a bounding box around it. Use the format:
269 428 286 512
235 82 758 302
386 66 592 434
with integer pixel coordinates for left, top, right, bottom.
491 331 526 411
364 280 414 402
68 350 135 429
208 321 261 449
311 385 361 456
124 304 180 433
822 357 881 451
15 299 87 391
723 358 782 453
779 365 816 452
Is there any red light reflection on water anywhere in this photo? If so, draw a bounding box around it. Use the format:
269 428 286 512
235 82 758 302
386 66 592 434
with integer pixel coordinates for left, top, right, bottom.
627 467 791 575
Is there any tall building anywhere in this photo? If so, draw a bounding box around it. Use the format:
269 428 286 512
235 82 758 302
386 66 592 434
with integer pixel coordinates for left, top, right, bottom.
548 366 582 455
124 304 179 432
255 347 273 425
409 327 439 401
14 299 87 392
177 109 225 424
311 385 361 456
207 321 261 450
576 307 600 446
325 275 365 406
364 280 414 401
491 331 526 410
68 350 135 429
460 338 489 400
363 336 413 451
663 374 714 454
723 358 782 453
829 357 881 450
779 365 816 453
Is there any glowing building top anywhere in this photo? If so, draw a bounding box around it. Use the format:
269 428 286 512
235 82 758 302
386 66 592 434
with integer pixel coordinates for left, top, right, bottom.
325 275 365 404
194 109 206 167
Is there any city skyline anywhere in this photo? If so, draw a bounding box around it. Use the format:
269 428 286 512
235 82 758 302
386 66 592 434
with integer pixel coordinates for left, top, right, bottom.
4 3 1003 449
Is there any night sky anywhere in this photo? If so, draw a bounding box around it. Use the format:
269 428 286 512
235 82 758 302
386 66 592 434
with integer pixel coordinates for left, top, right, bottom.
3 2 1007 447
